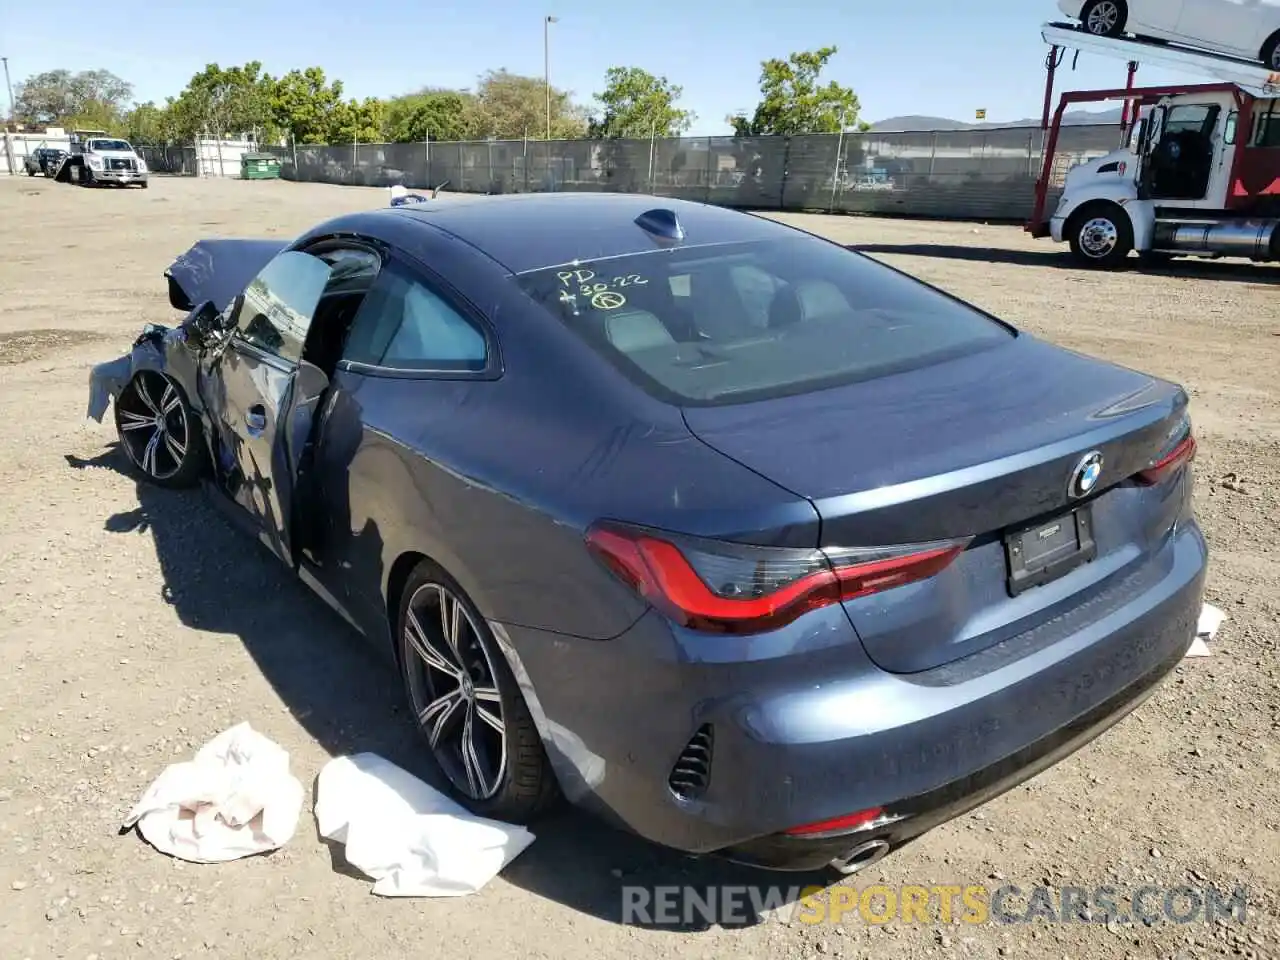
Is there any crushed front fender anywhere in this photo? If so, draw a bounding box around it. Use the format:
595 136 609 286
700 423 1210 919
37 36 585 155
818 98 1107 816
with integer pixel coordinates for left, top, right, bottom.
85 322 202 424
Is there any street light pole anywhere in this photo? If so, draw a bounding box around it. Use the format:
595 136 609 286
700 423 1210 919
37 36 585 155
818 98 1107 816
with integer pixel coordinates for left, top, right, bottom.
2 58 15 123
544 15 557 140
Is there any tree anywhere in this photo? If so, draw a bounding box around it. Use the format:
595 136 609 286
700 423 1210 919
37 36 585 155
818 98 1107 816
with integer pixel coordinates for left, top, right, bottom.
727 47 860 136
167 62 275 142
13 68 133 129
588 67 694 139
383 89 472 142
326 97 386 144
467 69 586 140
269 67 345 144
123 101 177 143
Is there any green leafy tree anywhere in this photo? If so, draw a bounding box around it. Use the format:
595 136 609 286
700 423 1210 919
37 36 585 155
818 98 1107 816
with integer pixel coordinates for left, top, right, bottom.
383 89 472 142
727 46 860 136
588 67 694 139
123 101 178 143
326 97 386 143
168 62 275 141
14 68 133 129
268 68 344 144
467 69 587 140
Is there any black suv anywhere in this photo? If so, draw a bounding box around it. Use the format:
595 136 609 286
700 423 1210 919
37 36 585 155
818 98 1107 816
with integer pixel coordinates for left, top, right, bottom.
23 148 68 177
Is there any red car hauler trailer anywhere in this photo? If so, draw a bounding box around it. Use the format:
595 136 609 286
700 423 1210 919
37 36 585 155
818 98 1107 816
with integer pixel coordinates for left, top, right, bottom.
1029 22 1280 267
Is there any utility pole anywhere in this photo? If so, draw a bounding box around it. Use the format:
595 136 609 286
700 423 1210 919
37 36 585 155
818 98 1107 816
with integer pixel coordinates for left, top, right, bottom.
2 58 15 123
544 15 557 140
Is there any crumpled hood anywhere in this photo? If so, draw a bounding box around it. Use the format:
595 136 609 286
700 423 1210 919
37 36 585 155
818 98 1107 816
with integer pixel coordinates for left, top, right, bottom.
165 238 290 313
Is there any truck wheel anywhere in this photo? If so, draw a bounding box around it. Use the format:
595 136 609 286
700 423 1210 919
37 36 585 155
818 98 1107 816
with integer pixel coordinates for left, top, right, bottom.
1080 0 1127 36
1262 32 1280 71
1067 203 1134 268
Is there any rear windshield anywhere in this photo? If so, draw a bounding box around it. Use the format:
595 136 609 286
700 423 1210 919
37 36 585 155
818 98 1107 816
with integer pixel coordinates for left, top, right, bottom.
515 235 1014 405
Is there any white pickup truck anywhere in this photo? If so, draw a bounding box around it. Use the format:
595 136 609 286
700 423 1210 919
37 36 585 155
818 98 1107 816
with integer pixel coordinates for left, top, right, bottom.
56 131 149 188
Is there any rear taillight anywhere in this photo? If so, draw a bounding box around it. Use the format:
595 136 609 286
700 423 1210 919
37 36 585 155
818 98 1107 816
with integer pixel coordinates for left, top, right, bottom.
585 522 970 635
1136 417 1196 486
784 806 888 837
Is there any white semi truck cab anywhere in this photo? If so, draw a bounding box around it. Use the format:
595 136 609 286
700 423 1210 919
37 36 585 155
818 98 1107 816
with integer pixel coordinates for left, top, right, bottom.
1050 89 1279 265
1030 23 1280 268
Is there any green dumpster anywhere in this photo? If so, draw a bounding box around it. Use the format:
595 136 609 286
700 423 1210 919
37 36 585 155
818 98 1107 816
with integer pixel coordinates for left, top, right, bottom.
240 153 281 180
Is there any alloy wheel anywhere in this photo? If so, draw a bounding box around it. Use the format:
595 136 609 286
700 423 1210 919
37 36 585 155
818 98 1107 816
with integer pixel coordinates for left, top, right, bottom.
1086 1 1121 34
116 371 191 481
403 582 507 801
1079 217 1119 259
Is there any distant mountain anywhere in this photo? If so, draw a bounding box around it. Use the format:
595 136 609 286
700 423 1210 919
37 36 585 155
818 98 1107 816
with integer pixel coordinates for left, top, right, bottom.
868 107 1125 132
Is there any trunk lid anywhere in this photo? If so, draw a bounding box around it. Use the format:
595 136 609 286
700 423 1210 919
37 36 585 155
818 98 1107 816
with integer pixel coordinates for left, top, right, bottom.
682 335 1191 673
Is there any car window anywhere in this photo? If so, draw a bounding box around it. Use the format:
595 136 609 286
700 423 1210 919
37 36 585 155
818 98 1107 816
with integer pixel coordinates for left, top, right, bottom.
229 250 333 364
1163 105 1215 137
342 260 487 372
1255 103 1280 147
89 139 132 152
515 235 1013 406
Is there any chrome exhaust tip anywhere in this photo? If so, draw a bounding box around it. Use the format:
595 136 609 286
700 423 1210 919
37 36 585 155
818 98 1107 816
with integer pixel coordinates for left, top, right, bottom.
829 839 892 876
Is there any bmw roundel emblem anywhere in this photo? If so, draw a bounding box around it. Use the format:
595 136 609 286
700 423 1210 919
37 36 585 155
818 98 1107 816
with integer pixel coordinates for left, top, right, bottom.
1069 451 1104 499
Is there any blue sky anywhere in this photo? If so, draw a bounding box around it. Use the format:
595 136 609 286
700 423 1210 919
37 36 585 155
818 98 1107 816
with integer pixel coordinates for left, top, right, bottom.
3 0 1201 133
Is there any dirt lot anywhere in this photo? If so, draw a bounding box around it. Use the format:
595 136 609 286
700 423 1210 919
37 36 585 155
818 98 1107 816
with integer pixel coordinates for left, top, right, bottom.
1 174 1277 960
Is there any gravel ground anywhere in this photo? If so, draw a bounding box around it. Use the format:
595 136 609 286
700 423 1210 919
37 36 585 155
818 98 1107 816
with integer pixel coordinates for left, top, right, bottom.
1 175 1277 960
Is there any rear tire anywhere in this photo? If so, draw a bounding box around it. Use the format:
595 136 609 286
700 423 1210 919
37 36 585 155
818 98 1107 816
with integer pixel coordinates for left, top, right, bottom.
1067 202 1134 268
396 560 560 824
1080 0 1127 36
1262 32 1280 71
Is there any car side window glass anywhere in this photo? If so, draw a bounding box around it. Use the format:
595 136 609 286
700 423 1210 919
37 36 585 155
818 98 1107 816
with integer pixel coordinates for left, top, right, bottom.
342 261 487 372
230 251 332 364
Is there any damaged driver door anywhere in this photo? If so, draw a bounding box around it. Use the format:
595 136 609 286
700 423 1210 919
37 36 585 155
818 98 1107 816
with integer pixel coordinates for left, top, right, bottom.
210 250 334 567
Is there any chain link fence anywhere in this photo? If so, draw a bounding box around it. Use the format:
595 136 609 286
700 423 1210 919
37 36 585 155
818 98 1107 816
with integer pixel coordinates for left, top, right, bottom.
266 124 1123 221
136 145 200 175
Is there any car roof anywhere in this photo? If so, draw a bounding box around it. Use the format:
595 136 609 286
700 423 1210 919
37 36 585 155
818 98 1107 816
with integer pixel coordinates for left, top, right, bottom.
387 193 791 275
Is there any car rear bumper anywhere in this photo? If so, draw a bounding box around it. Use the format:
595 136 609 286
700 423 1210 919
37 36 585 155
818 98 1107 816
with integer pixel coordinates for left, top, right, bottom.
500 520 1206 869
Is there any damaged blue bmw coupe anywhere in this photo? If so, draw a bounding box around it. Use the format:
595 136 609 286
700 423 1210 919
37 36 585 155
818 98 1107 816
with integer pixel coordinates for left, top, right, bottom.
87 194 1206 875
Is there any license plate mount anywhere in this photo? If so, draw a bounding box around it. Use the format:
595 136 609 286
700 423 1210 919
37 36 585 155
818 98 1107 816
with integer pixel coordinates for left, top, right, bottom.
1004 505 1097 597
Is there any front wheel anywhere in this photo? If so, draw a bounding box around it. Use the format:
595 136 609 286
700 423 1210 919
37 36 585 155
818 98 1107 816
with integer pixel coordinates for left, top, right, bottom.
1080 0 1127 36
113 370 206 488
1067 204 1134 268
397 561 559 824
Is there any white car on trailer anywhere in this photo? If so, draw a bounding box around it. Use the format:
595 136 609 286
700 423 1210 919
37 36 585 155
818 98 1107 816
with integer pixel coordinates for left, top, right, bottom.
1057 0 1280 70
